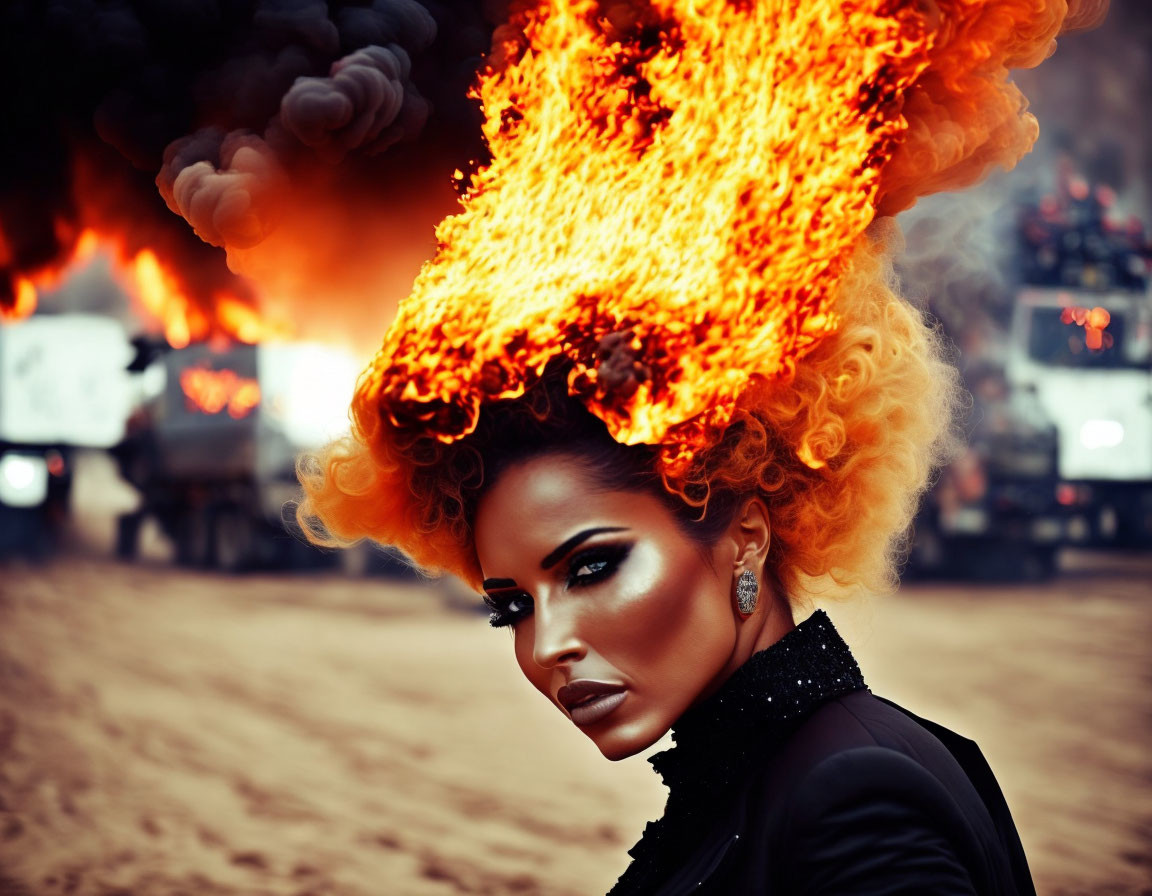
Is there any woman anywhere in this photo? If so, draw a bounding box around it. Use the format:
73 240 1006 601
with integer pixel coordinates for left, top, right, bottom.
298 0 1099 890
466 359 1034 896
300 234 1032 893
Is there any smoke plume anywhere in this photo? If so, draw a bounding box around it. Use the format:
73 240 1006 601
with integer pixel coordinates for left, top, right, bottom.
0 0 495 340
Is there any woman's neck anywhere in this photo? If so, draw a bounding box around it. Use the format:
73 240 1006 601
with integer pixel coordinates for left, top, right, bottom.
696 590 798 708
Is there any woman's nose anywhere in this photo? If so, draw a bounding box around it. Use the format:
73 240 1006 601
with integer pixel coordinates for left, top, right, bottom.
531 599 587 669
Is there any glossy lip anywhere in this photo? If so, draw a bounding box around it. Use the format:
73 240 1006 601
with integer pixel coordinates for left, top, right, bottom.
557 680 628 727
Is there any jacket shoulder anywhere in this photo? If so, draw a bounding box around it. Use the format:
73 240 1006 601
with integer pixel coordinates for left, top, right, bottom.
766 690 986 803
745 690 1031 896
779 746 983 894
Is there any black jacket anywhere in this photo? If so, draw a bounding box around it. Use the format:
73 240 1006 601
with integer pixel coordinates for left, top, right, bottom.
607 611 1034 895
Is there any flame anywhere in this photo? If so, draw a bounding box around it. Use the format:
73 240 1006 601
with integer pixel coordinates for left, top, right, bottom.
2 226 291 347
360 0 1089 467
1 227 102 322
217 295 290 345
132 249 206 348
180 366 262 419
1 278 38 322
129 249 290 347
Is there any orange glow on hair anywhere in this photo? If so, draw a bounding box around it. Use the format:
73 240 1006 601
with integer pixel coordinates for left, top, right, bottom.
297 0 1100 597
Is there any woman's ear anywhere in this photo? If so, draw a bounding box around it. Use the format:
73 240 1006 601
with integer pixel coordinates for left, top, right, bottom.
731 497 771 572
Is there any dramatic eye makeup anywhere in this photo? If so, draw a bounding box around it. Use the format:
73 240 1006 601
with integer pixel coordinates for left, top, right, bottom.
481 529 634 627
482 587 534 628
564 543 632 588
540 526 629 569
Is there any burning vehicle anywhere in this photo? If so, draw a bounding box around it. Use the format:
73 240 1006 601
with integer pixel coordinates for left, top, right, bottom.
0 314 133 556
114 340 359 570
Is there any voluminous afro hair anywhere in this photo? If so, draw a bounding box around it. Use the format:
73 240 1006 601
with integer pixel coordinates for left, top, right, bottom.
298 221 962 601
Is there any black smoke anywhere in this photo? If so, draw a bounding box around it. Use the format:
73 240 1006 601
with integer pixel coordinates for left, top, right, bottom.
0 0 496 320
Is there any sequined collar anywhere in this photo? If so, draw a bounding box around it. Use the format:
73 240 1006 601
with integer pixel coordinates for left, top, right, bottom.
648 609 866 796
607 611 867 895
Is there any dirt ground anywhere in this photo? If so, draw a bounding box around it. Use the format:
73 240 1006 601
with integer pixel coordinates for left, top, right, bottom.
0 552 1149 896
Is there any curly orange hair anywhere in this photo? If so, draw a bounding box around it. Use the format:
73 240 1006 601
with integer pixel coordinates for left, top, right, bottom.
297 222 960 600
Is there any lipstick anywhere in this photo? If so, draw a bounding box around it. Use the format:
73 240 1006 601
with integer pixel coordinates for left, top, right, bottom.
557 680 627 727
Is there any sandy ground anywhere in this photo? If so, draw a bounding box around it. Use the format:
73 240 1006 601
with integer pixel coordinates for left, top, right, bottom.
0 551 1149 896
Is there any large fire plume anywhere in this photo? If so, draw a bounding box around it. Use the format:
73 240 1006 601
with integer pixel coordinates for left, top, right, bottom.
362 0 1107 467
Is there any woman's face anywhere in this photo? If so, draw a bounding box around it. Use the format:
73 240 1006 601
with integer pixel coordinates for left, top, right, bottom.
473 454 741 760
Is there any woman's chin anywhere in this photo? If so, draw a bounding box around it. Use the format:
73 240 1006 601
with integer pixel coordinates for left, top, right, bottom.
585 718 669 761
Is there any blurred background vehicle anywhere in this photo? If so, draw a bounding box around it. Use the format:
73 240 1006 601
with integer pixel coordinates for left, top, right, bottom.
1008 166 1152 549
909 361 1065 579
909 160 1152 577
1008 286 1152 547
0 314 133 558
112 339 363 571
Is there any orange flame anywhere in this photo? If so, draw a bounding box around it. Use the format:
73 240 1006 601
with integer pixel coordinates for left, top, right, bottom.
1 228 101 322
1 278 38 322
2 227 290 347
359 0 1091 467
132 249 206 348
180 366 262 419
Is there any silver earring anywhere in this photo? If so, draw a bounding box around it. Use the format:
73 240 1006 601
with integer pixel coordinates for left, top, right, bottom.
736 569 758 615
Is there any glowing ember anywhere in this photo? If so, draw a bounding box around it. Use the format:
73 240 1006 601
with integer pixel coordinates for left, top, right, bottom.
180 366 262 419
360 0 1094 470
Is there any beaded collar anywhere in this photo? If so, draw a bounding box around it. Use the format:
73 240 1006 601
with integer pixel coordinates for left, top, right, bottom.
608 610 866 895
650 608 866 794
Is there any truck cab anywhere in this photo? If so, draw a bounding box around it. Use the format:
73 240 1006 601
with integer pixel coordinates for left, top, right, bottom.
1006 287 1152 545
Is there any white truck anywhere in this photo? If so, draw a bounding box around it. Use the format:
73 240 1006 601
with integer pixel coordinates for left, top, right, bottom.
0 314 134 555
1006 286 1152 546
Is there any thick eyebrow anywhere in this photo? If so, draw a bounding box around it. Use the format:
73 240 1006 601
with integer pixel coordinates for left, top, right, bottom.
540 527 629 571
481 577 519 592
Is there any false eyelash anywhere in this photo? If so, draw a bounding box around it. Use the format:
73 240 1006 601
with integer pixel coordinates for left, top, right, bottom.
483 543 633 627
565 543 632 589
485 591 533 628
